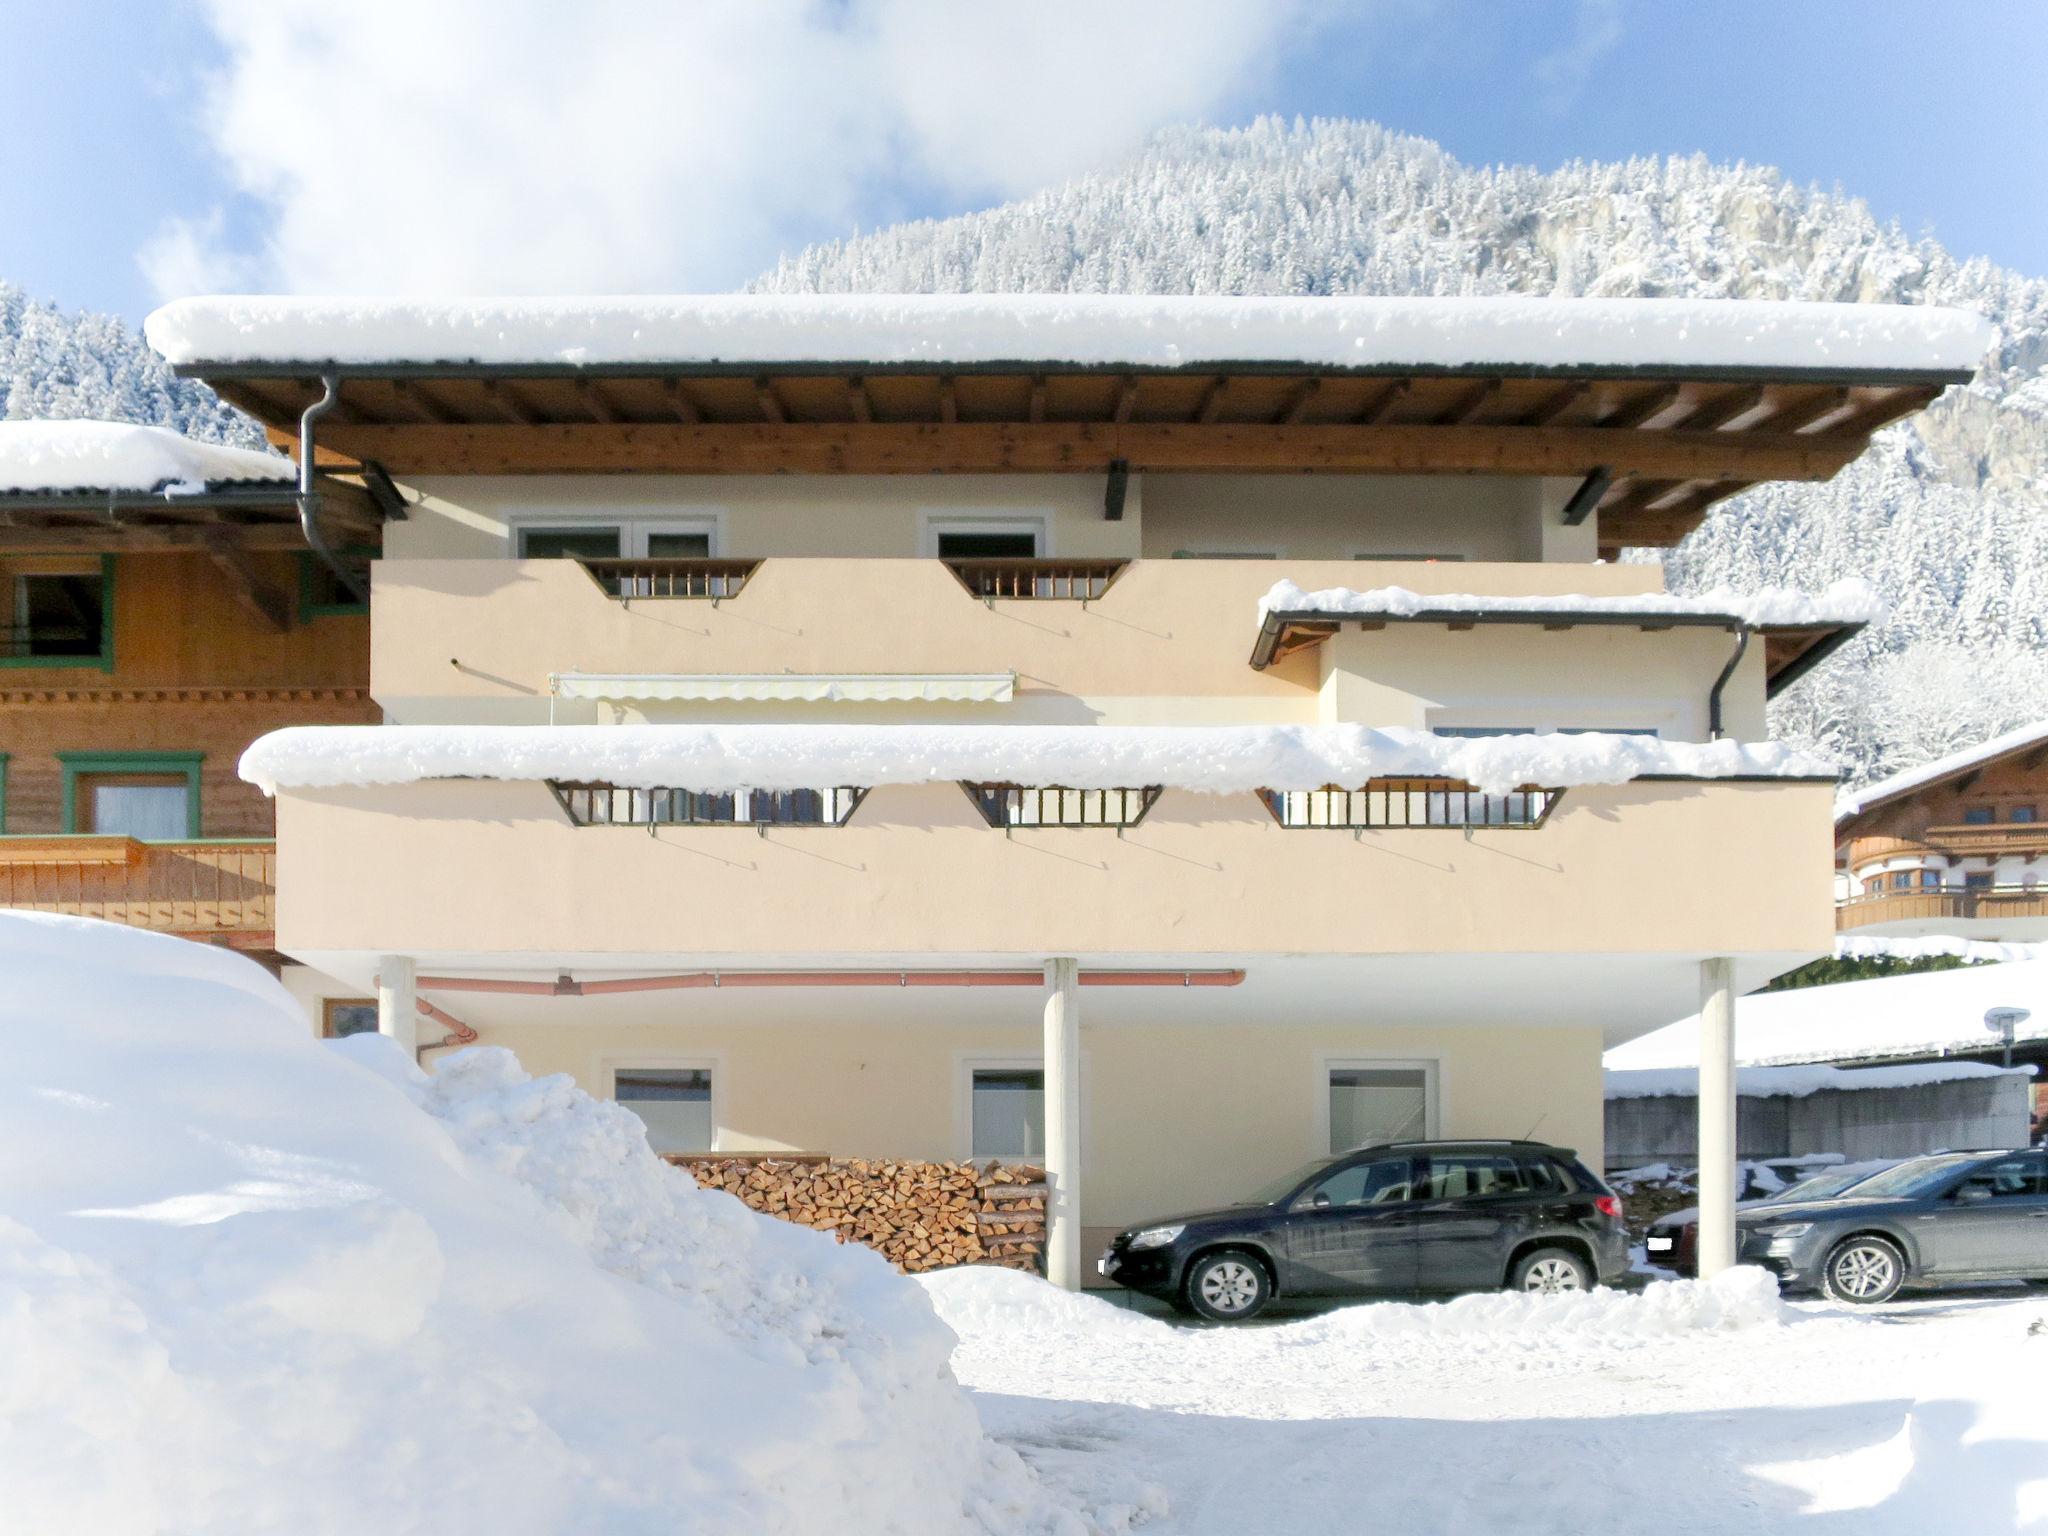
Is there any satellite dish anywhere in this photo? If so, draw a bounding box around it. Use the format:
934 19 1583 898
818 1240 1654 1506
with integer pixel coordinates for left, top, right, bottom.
1984 1006 2032 1034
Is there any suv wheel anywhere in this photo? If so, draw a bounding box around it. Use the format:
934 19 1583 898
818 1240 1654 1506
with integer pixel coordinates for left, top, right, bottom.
1184 1250 1271 1322
1821 1235 1905 1305
1510 1247 1592 1294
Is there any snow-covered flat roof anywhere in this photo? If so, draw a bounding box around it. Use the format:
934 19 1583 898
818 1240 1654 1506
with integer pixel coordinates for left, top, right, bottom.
0 420 290 496
1606 1060 2031 1101
145 294 1995 375
1606 955 2048 1070
238 722 1833 799
1257 578 1886 628
1836 718 2048 822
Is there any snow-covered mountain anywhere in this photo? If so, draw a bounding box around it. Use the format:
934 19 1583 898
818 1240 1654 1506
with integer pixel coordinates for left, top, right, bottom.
0 281 257 446
757 118 2048 784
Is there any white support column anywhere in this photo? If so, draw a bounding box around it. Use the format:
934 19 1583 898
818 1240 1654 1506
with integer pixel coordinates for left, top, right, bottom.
1043 957 1082 1291
1696 956 1738 1278
377 955 418 1056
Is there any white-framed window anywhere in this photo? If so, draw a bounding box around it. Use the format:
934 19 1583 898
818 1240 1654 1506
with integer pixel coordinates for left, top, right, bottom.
920 513 1050 560
1171 549 1282 560
609 1060 720 1153
958 1056 1045 1160
513 513 724 559
1353 551 1465 562
1319 1057 1438 1155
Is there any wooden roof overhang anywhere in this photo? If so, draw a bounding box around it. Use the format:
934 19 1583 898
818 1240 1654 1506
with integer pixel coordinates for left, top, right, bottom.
172 356 1970 552
1251 606 1866 698
0 478 383 552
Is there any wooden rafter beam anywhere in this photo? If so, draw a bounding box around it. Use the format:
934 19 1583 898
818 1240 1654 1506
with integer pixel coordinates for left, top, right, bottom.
392 380 457 425
577 378 623 424
482 379 537 425
1027 376 1047 424
1675 385 1766 432
308 421 1872 481
755 377 787 424
847 377 873 424
938 376 958 424
1441 378 1501 425
1280 377 1321 425
0 524 317 551
1769 388 1853 434
201 533 292 632
1195 377 1231 424
1357 379 1409 424
1602 383 1684 430
664 378 701 424
1113 375 1139 423
1520 383 1581 427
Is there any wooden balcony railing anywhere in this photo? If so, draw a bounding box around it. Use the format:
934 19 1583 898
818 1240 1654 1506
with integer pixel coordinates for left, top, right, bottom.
1844 825 2048 869
576 558 759 600
0 837 276 945
944 558 1127 600
1836 884 2048 930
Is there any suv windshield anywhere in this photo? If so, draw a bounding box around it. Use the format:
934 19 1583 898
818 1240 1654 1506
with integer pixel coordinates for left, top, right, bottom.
1241 1158 1335 1205
1770 1164 1891 1203
1844 1155 1980 1199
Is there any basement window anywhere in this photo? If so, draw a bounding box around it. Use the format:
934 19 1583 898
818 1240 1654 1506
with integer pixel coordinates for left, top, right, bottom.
970 1067 1044 1160
963 783 1161 829
549 781 867 827
1328 1063 1436 1154
1260 781 1558 830
614 1067 715 1154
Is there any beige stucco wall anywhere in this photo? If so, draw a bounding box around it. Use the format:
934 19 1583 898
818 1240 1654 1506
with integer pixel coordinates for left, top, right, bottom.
439 1006 1605 1240
273 777 1836 961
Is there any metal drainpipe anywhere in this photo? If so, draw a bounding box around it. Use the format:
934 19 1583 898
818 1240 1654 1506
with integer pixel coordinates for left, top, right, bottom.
1707 624 1752 740
298 373 370 605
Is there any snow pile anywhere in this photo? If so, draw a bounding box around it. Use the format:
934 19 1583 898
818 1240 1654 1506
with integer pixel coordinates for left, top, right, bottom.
1835 717 2048 819
143 293 1994 373
0 912 1093 1536
1606 1060 2032 1100
920 1265 1170 1344
1259 577 1886 628
1297 1265 1786 1342
1836 934 2048 964
0 419 290 494
1609 955 2048 1069
239 720 1833 799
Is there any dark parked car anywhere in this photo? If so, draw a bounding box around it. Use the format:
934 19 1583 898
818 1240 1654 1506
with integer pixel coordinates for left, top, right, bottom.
1644 1161 1897 1276
1098 1139 1629 1321
1735 1148 2048 1303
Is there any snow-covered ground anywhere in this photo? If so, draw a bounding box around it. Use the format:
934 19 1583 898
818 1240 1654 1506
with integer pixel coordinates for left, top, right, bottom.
922 1268 2048 1534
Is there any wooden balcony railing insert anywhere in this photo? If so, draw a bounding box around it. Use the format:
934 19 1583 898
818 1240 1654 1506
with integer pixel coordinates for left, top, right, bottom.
576 558 759 600
1836 884 2048 930
944 558 1127 601
0 837 275 943
963 783 1162 830
549 782 868 828
1259 780 1561 830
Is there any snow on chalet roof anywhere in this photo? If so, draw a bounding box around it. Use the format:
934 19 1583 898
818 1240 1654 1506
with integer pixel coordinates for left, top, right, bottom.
1258 578 1887 629
0 420 291 496
1605 956 2048 1071
1835 718 2048 822
237 723 1834 799
144 294 1996 376
1606 1060 2032 1100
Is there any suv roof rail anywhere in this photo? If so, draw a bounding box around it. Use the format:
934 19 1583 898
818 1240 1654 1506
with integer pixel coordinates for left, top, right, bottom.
1352 1138 1568 1153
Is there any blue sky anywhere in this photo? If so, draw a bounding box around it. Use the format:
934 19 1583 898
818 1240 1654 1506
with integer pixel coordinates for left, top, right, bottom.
4 1 2043 323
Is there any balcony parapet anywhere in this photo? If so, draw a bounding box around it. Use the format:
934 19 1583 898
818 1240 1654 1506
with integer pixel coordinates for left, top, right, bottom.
1836 885 2048 930
0 836 276 946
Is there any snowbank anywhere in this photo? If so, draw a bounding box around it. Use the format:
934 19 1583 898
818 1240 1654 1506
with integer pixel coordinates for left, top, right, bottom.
143 293 1995 374
1605 1060 2032 1100
0 419 290 495
1836 934 2048 964
239 721 1833 799
1835 717 2048 820
0 912 1087 1536
1259 577 1886 628
1608 954 2048 1069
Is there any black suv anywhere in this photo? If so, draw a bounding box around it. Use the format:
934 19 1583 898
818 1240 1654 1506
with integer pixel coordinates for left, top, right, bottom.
1099 1139 1629 1321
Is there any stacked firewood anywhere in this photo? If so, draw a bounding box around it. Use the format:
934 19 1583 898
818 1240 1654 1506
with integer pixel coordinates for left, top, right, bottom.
671 1153 1048 1274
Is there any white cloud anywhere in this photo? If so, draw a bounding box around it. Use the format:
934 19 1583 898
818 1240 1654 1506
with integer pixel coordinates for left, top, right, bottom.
145 0 1303 298
1531 0 1626 114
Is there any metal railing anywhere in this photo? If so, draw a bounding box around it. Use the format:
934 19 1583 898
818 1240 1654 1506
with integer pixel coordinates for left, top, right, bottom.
944 558 1127 600
1259 780 1560 830
0 838 275 938
962 783 1162 829
575 558 759 599
549 782 868 827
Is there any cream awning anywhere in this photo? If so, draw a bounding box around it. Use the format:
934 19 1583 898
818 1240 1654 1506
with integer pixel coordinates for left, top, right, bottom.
549 672 1015 704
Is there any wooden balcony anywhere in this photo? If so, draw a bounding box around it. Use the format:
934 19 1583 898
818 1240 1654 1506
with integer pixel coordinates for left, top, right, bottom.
1837 884 2048 931
0 837 276 948
1844 825 2048 867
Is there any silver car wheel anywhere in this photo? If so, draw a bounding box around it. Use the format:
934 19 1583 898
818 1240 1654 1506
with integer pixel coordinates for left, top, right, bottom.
1831 1242 1898 1301
1520 1256 1587 1293
1198 1259 1261 1314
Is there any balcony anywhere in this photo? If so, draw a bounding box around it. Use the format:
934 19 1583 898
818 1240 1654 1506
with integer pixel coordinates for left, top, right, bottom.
1836 884 2048 932
0 837 276 949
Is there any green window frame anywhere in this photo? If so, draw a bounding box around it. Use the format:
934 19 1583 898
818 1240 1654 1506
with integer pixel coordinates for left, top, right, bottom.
0 752 9 833
1 554 117 672
297 546 374 621
57 751 204 839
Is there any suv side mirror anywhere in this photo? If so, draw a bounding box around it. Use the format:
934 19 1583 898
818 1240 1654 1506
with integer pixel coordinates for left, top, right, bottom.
1954 1183 1992 1204
1311 1190 1332 1209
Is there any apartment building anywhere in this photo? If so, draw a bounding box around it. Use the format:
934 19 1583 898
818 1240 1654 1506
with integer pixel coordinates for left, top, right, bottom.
148 294 1986 1283
1835 720 2048 941
0 420 379 973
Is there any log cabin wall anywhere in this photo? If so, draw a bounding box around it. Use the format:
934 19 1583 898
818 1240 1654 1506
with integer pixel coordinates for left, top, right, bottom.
0 551 375 837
